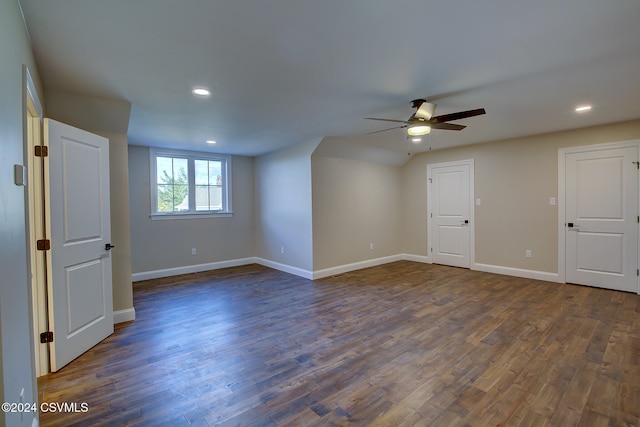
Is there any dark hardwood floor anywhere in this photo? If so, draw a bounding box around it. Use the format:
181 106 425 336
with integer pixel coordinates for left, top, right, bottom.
38 262 640 426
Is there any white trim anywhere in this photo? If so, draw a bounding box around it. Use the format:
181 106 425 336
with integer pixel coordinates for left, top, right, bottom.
254 258 314 280
149 147 232 217
24 65 49 378
113 308 136 324
130 254 566 287
401 253 431 264
132 257 256 282
558 149 567 284
25 68 43 119
558 139 640 293
31 416 39 427
472 263 562 283
427 159 475 268
312 255 404 279
151 212 233 220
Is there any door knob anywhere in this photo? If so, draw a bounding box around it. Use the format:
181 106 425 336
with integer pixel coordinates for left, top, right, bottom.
105 243 115 251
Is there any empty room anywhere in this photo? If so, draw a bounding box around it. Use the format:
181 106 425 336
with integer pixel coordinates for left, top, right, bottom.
1 0 639 426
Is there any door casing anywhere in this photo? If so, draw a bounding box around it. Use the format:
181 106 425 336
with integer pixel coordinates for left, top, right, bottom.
427 159 475 268
24 66 50 377
558 140 640 294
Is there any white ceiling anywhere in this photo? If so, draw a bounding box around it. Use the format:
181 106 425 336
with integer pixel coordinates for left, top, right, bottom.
19 0 640 161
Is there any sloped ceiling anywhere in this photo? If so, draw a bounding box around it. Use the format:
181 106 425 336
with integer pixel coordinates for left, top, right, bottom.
19 0 640 161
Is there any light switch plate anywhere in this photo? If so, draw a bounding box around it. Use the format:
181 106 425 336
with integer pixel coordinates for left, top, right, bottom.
14 164 27 186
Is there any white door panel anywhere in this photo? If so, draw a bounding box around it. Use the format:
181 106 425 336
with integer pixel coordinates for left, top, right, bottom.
46 119 113 371
429 161 472 268
565 146 637 292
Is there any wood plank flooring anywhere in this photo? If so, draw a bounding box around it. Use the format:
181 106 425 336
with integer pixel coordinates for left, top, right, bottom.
38 262 640 426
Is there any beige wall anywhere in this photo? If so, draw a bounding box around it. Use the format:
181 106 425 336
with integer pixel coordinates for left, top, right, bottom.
401 119 640 273
254 139 320 272
312 155 401 270
0 1 43 425
128 145 255 274
101 131 133 311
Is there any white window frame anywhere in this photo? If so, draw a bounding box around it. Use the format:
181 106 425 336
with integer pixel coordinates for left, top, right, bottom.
150 147 233 220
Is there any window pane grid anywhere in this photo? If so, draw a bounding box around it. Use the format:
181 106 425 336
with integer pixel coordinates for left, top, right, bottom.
156 157 188 212
152 150 230 216
195 159 223 211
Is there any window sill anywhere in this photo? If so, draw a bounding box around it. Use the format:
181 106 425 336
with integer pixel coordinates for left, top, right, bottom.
150 212 234 221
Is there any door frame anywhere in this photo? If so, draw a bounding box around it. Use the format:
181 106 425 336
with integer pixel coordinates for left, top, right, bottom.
23 66 51 377
427 159 475 267
558 139 640 293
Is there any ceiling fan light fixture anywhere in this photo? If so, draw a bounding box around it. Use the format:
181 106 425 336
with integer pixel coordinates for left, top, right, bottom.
407 125 431 136
411 137 422 143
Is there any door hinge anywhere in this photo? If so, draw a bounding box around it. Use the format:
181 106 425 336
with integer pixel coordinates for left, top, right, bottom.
40 331 53 343
430 247 433 253
34 146 48 157
637 269 639 277
36 239 51 251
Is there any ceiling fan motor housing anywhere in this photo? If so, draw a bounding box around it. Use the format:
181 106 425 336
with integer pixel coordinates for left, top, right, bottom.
410 99 427 109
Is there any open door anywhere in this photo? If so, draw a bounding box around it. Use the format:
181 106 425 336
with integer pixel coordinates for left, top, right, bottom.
45 119 114 371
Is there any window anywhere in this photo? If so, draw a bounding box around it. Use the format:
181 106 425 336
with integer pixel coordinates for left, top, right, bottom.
150 148 232 219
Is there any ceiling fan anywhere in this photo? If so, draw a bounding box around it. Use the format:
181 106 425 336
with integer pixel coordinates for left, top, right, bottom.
365 99 486 137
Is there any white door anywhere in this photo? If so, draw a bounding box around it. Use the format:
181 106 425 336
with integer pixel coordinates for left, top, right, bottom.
565 146 638 292
428 161 473 268
45 119 114 371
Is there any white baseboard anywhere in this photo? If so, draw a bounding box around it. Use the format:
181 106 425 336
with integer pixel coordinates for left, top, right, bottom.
130 255 562 287
401 253 431 264
254 258 314 280
472 262 562 283
113 307 136 324
132 257 257 282
312 254 404 279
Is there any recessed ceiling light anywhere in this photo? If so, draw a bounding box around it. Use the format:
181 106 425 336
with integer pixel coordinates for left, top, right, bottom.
575 105 592 112
206 140 217 144
192 88 211 96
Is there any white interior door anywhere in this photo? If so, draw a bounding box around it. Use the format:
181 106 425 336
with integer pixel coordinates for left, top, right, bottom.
46 119 114 371
565 145 638 292
428 161 473 268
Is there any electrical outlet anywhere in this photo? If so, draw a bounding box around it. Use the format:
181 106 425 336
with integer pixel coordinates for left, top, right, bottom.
281 246 285 254
370 243 374 250
191 248 196 255
525 250 532 258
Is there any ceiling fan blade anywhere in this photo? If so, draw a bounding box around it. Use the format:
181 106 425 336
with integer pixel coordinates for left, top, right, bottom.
430 122 466 131
364 117 408 124
365 125 405 135
431 108 486 123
